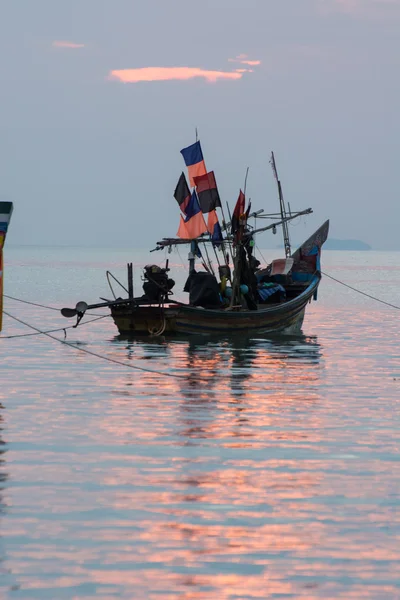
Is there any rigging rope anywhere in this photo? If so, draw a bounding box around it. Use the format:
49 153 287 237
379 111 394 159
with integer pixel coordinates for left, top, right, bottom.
322 271 400 311
106 271 129 299
255 244 268 266
176 246 187 271
2 310 189 379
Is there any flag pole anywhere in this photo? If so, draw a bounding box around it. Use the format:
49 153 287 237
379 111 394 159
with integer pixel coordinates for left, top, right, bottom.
197 137 231 270
196 134 229 234
213 244 221 267
202 240 215 275
243 167 249 197
225 200 235 263
209 234 221 268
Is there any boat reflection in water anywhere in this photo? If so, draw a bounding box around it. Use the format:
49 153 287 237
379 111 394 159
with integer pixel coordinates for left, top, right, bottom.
112 331 322 389
0 401 10 593
111 331 323 424
101 334 327 598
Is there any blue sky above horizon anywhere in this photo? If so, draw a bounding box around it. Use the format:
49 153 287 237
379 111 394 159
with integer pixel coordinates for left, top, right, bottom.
1 0 400 249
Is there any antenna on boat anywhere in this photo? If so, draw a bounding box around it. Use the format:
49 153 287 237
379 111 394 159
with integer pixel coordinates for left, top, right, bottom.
243 167 250 197
270 152 291 257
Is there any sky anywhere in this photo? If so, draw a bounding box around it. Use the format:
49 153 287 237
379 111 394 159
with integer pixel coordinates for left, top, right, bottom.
1 0 400 249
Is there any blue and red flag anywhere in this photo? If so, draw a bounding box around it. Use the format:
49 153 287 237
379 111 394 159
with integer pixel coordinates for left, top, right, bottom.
193 171 221 213
177 191 208 239
207 210 223 246
180 141 207 187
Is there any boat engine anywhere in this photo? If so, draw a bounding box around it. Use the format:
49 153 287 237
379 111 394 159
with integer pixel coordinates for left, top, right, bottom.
142 264 175 303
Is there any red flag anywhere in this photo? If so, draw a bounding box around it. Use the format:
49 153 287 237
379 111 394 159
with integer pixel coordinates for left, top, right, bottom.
193 171 221 213
207 209 218 234
231 190 245 235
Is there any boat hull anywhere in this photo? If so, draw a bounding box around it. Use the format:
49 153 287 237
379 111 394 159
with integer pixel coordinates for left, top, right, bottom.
110 275 320 337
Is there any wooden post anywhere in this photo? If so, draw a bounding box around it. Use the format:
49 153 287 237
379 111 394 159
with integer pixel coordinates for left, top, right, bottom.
230 248 242 308
189 241 197 273
127 263 134 301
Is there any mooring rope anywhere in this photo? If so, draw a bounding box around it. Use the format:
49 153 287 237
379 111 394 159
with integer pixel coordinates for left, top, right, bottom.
2 269 398 356
322 271 400 311
4 294 61 311
4 294 108 316
0 314 110 340
2 310 189 379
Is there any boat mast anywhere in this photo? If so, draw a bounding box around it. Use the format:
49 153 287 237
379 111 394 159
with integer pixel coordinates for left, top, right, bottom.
270 152 291 258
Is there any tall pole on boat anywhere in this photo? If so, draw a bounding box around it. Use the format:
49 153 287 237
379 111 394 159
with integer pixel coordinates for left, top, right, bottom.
210 239 221 268
243 167 249 197
195 131 230 270
270 152 291 258
202 240 215 275
189 241 196 273
127 263 134 301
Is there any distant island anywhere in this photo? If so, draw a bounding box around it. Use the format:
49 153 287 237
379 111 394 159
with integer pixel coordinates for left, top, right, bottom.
277 238 372 251
323 239 371 251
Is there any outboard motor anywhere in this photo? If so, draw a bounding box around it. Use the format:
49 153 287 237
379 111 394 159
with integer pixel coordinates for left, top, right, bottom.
142 264 175 303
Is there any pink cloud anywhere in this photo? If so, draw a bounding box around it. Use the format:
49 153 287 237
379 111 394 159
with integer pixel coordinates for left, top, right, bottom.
228 55 262 66
52 41 85 49
240 60 261 66
317 0 400 16
109 66 243 84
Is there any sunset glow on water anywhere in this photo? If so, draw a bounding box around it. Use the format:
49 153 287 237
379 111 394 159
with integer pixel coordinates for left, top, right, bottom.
1 247 399 599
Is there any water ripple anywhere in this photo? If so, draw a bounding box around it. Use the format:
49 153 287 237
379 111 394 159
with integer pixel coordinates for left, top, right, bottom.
1 248 399 598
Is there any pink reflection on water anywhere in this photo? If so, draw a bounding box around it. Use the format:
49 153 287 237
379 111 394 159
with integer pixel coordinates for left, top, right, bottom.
1 301 400 598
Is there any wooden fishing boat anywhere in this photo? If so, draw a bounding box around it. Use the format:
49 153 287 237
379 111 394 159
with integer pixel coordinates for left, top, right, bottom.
61 144 329 337
109 274 321 336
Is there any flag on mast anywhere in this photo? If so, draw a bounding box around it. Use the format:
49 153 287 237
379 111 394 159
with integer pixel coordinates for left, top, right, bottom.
207 210 223 246
193 171 221 213
180 141 207 187
231 190 246 237
174 172 191 215
177 190 208 239
0 202 14 331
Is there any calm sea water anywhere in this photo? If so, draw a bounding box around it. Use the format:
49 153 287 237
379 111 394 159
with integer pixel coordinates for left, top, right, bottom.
1 246 399 599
